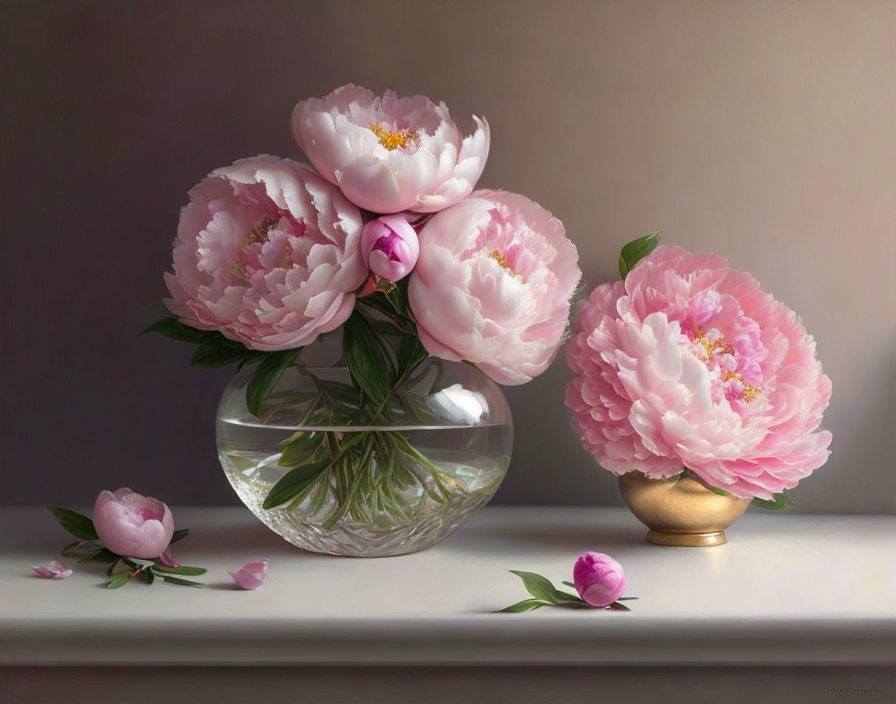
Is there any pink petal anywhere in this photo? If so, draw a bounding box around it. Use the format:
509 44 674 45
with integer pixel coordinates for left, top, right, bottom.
228 559 269 590
158 547 180 568
32 560 72 579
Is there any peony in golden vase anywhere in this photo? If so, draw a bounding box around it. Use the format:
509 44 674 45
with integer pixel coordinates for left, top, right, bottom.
618 472 750 547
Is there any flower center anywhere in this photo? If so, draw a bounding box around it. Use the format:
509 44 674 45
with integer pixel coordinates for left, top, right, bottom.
232 213 299 282
490 249 511 271
369 123 419 151
692 328 762 403
242 215 279 249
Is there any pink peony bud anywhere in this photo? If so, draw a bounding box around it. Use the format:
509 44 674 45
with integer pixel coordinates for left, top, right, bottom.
361 215 419 282
229 559 269 590
93 488 174 559
573 552 628 607
32 560 72 579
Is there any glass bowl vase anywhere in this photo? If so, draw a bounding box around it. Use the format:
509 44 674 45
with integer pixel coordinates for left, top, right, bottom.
216 356 513 557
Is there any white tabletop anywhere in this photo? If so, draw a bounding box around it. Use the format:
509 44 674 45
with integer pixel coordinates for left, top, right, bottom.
2 506 894 666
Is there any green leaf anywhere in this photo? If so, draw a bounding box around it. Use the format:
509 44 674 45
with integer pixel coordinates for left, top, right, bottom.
554 590 585 604
497 599 549 613
190 338 250 368
236 353 266 373
618 232 660 279
342 312 393 403
62 540 101 558
169 528 190 544
607 601 632 611
159 574 204 588
246 348 302 417
509 570 565 604
278 432 324 467
79 548 119 564
751 492 795 510
49 507 98 540
385 279 411 318
708 485 732 496
151 564 207 576
108 559 130 576
106 571 132 589
616 597 638 601
397 334 428 379
142 317 217 344
371 320 403 336
263 459 331 509
137 568 155 585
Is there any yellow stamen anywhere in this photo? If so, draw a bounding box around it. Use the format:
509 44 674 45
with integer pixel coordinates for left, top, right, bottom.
242 216 279 249
695 331 761 402
490 250 511 271
232 261 250 282
693 328 734 359
369 123 419 151
742 384 762 402
721 367 762 403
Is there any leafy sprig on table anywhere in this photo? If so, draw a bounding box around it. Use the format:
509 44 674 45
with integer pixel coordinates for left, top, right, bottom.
498 570 637 613
49 507 207 589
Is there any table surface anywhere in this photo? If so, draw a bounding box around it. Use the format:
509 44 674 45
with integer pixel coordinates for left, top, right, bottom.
2 506 894 666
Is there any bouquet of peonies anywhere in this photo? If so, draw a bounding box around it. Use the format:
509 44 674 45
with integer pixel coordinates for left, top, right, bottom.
565 234 832 506
149 85 580 531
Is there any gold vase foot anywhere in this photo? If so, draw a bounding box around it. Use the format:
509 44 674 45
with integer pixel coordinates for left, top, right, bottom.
645 529 728 547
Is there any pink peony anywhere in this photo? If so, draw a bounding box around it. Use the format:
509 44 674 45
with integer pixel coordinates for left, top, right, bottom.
573 552 628 607
164 155 367 351
565 245 832 500
408 190 580 385
361 214 419 282
291 84 489 214
93 488 174 559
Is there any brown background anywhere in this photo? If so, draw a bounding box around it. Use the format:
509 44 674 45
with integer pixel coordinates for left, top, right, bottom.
2 0 894 511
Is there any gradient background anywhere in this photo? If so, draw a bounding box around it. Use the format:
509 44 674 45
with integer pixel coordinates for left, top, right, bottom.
2 0 894 512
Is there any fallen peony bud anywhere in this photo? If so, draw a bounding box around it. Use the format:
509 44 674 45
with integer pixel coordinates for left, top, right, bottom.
93 488 174 559
573 552 628 607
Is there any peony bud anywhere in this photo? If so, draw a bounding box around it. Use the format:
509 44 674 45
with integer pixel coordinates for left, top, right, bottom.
361 215 419 282
93 488 174 559
32 560 72 579
228 559 269 590
572 552 628 607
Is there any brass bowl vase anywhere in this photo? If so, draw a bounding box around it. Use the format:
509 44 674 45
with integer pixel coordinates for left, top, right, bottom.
619 472 750 547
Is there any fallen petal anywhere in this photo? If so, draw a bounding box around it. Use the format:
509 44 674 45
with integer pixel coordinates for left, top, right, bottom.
158 547 180 568
32 560 72 579
228 559 269 590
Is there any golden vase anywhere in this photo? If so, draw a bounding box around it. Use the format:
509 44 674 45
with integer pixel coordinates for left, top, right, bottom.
618 472 750 547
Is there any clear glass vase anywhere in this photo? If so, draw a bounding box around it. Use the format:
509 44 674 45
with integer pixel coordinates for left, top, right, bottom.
216 355 513 557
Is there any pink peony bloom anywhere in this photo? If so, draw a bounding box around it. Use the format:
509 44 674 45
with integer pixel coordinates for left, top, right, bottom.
408 190 580 385
291 84 489 214
93 488 174 559
228 559 268 590
32 560 72 579
164 155 367 352
361 214 419 282
573 552 627 607
565 245 832 499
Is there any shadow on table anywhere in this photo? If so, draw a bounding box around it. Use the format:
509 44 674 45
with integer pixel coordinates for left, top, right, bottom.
445 521 647 555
